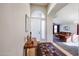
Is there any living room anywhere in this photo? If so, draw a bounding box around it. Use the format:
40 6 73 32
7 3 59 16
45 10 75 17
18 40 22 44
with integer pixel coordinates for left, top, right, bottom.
52 3 79 56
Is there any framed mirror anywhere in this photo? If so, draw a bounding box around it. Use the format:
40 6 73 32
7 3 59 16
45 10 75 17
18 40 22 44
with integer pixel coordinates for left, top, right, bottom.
25 14 29 32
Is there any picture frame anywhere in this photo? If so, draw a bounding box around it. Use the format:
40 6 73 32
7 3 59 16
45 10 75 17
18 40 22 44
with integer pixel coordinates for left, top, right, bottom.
25 14 29 32
63 26 70 31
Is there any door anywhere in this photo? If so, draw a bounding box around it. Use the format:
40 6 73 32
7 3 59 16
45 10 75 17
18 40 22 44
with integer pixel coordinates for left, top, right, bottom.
31 18 41 41
31 18 46 41
77 24 79 35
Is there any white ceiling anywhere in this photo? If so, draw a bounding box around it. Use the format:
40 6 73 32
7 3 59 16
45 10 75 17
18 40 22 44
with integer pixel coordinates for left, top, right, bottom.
52 3 79 24
31 3 48 6
48 3 68 17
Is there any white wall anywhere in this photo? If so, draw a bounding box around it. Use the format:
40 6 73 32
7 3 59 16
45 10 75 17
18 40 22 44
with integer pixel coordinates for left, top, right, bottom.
0 3 30 56
47 15 53 42
25 3 31 36
60 24 77 34
47 4 54 42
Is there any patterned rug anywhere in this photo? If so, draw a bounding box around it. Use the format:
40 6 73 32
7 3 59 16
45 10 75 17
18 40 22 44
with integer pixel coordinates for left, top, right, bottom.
37 42 66 56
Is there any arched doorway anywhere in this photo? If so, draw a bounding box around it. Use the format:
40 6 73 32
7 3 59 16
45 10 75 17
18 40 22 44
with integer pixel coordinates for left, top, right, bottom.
31 10 46 41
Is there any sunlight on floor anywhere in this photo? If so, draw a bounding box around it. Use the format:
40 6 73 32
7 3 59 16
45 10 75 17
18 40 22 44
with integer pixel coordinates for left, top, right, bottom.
63 42 79 46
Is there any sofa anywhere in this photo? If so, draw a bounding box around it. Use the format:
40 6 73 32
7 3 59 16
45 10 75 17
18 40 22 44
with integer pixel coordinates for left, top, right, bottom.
55 32 71 42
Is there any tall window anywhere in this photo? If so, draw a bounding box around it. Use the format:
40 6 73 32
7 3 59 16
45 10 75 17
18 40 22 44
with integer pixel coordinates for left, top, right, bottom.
41 20 45 39
31 10 46 40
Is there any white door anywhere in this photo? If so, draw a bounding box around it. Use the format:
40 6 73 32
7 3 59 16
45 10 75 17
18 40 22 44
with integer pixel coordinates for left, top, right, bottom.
31 18 41 41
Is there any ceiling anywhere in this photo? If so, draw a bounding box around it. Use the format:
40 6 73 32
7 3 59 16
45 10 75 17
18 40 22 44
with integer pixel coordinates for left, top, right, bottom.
48 3 68 17
31 3 49 7
52 3 79 24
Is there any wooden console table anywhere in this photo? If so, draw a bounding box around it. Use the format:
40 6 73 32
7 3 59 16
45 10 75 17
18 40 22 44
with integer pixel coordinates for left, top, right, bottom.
24 38 37 56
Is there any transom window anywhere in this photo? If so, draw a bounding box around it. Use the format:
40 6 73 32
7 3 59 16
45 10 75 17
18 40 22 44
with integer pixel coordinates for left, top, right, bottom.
31 10 45 18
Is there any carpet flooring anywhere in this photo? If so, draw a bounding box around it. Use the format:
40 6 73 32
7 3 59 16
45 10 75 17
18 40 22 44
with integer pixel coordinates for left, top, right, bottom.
55 42 79 56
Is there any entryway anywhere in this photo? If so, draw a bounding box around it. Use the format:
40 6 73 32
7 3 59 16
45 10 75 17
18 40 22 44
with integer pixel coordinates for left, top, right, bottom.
31 10 46 42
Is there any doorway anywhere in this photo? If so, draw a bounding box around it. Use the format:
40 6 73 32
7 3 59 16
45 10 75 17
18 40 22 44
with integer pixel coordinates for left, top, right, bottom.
77 24 79 35
31 18 46 41
53 24 60 34
30 10 46 41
